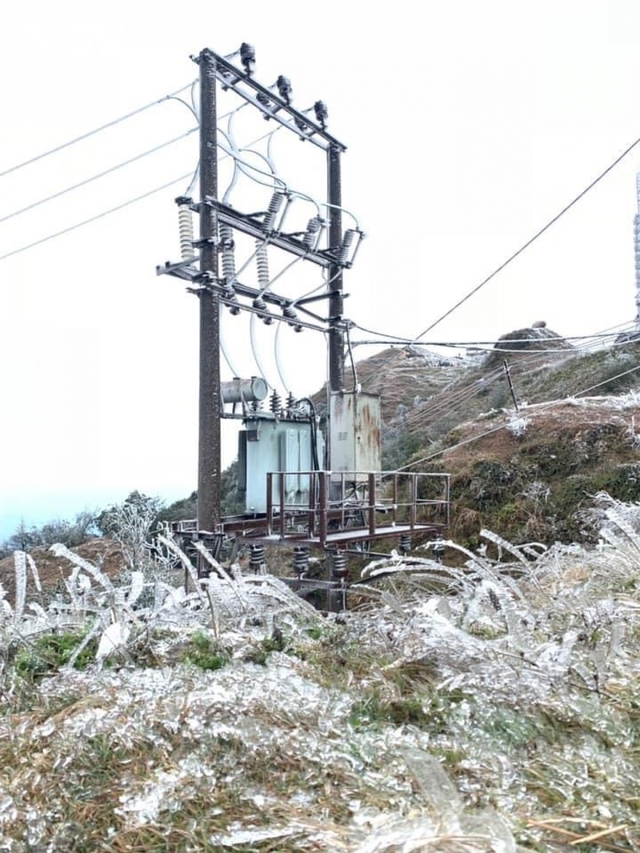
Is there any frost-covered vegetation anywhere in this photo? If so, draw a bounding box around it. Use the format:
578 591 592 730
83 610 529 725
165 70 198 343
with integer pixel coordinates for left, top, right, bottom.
0 495 639 851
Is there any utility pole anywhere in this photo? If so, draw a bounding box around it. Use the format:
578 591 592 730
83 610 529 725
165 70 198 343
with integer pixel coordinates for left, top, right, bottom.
157 45 353 532
327 144 344 393
502 359 519 412
197 48 221 532
634 172 640 329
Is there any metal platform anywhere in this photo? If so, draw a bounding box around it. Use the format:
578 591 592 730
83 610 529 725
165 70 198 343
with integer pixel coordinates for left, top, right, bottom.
172 469 450 552
253 523 444 548
263 469 450 549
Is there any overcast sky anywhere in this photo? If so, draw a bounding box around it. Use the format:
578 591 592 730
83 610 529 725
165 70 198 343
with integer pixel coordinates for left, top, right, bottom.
2 0 640 538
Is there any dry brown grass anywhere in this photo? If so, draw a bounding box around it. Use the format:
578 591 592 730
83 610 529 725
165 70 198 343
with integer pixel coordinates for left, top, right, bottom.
0 537 126 602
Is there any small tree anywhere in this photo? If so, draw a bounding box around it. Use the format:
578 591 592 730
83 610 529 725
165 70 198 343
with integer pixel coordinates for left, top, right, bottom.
97 491 161 573
1 511 99 558
39 511 99 548
2 519 41 554
156 491 198 526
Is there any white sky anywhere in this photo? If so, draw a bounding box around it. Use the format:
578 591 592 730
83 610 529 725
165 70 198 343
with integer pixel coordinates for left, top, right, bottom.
2 0 640 537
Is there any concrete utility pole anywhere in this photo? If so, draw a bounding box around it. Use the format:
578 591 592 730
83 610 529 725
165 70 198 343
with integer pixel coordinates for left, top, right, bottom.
197 48 221 532
634 172 640 328
327 144 344 393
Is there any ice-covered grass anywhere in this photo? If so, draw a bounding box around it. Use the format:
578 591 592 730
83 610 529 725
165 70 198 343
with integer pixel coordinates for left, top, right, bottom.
0 502 639 851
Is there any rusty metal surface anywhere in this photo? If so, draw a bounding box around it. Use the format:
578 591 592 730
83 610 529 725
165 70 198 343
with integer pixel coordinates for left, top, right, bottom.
328 144 344 393
265 470 450 549
245 523 446 548
329 392 382 475
175 469 450 552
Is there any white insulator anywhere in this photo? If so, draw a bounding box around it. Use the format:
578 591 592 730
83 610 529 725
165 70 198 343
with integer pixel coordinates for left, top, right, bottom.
255 240 270 289
220 224 236 281
177 203 195 262
303 216 322 250
336 228 356 265
263 192 285 231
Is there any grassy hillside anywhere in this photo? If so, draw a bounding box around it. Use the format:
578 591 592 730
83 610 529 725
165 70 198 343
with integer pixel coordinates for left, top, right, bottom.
368 334 640 549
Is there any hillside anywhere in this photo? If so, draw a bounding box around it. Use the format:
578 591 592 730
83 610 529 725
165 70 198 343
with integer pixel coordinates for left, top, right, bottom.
362 331 640 548
0 538 124 600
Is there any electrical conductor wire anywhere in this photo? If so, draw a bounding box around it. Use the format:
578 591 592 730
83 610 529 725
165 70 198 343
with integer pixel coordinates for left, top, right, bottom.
0 173 192 263
416 132 640 340
0 82 196 179
0 107 290 264
398 361 640 471
272 267 330 394
402 330 639 432
0 128 198 225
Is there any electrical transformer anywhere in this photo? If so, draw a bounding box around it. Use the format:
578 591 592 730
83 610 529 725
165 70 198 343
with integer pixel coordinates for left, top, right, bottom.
238 416 324 514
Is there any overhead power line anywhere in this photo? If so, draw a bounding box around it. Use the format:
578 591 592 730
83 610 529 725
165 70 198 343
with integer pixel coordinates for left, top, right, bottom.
403 328 640 430
0 82 196 179
0 173 191 263
348 319 638 362
0 124 286 264
352 319 636 348
0 122 280 265
0 128 197 225
398 361 640 471
350 330 630 349
363 131 640 385
416 132 640 340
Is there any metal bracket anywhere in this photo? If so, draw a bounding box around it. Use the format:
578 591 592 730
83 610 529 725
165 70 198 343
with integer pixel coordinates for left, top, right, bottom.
206 200 333 267
193 48 346 153
156 259 202 282
192 237 218 249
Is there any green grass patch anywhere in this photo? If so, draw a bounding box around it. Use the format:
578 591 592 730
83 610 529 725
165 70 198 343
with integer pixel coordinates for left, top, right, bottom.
13 629 97 681
181 630 229 671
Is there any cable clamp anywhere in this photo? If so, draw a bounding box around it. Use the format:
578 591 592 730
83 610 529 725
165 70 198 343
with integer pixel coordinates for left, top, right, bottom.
193 237 219 249
197 197 218 210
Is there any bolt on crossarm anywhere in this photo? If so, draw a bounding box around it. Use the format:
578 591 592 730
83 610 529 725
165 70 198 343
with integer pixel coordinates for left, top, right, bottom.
197 48 222 533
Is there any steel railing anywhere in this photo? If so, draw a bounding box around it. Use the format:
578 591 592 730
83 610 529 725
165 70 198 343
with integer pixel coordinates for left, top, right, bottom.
265 470 450 547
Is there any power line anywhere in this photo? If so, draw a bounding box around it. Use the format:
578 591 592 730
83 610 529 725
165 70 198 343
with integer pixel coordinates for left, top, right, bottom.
367 321 638 434
0 82 196 179
398 361 640 470
572 361 640 397
403 368 507 428
361 131 640 385
415 133 640 340
0 173 191 263
351 332 627 349
402 329 640 430
0 128 197 225
349 319 637 351
0 123 291 265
